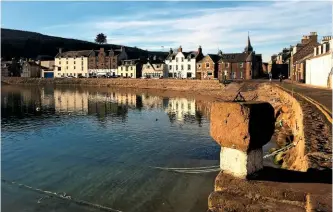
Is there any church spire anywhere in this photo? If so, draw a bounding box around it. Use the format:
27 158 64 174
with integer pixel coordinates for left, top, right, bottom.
244 31 253 53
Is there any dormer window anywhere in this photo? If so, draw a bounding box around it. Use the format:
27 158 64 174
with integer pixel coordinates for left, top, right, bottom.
206 63 210 68
188 58 191 62
176 58 178 62
181 57 184 62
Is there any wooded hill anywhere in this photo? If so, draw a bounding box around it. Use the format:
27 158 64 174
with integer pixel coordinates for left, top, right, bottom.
1 28 168 60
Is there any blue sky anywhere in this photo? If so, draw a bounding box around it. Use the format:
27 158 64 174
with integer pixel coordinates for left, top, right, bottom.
1 1 332 61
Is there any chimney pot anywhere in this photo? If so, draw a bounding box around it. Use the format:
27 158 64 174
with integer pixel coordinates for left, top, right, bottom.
178 46 182 52
314 47 317 56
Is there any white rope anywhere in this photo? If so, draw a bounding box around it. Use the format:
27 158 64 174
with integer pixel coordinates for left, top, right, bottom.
263 143 296 159
2 179 123 212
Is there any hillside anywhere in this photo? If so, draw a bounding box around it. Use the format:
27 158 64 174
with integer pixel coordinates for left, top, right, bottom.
1 28 168 60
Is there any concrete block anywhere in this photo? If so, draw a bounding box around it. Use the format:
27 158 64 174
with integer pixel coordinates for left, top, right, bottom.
210 101 275 152
220 147 263 178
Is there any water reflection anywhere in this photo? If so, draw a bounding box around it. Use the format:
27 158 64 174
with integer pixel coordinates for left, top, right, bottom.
1 85 217 212
1 86 211 127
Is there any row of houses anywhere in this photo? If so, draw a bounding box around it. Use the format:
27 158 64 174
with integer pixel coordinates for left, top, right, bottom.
4 35 263 81
269 32 333 88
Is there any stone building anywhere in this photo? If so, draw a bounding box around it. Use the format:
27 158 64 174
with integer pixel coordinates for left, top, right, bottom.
196 53 221 80
21 61 42 78
290 32 319 82
54 47 128 78
305 36 333 88
88 47 127 77
142 56 168 78
217 35 262 81
165 46 204 79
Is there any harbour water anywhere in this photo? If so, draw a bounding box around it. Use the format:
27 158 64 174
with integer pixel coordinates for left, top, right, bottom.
1 85 220 212
1 85 277 212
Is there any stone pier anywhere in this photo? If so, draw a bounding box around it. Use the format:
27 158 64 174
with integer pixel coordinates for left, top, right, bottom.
210 102 275 178
207 101 332 212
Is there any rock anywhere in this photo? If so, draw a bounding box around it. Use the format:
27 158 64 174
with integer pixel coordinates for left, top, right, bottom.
210 102 275 152
274 152 285 165
281 105 289 113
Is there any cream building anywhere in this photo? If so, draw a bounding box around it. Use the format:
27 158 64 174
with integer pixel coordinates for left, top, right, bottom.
54 90 89 114
88 92 137 107
142 60 168 78
141 94 163 109
54 49 90 78
117 59 142 78
305 37 333 88
165 46 204 79
165 98 196 122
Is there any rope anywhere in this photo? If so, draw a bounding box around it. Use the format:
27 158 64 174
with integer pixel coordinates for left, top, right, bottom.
263 143 296 159
1 179 123 212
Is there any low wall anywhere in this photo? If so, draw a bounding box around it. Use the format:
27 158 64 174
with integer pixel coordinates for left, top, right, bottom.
1 77 224 91
271 86 307 171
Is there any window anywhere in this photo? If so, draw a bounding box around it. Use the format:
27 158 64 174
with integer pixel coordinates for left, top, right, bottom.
188 103 191 110
66 66 68 70
188 58 191 62
239 63 243 68
74 61 76 64
82 67 83 71
206 63 210 68
74 66 76 69
74 73 76 76
198 64 201 68
188 64 191 70
59 61 61 65
208 72 213 76
169 65 172 70
226 63 229 68
121 67 123 71
181 57 184 62
121 73 123 77
176 65 178 70
147 65 150 68
181 65 183 70
81 57 84 60
58 73 61 76
58 67 61 71
176 58 178 62
187 72 192 78
130 66 133 70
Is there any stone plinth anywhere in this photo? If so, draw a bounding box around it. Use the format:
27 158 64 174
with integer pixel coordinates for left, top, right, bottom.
210 102 275 178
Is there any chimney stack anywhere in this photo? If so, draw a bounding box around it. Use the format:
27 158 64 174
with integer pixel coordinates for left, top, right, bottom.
100 47 104 53
313 47 317 56
198 45 202 54
318 45 322 55
169 48 173 54
59 48 62 54
322 44 327 54
178 45 182 52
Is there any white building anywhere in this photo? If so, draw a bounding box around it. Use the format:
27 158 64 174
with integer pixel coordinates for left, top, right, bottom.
54 49 90 78
305 37 333 88
165 98 196 122
165 46 204 79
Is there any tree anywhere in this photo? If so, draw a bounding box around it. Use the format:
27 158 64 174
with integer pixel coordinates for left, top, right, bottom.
95 33 107 44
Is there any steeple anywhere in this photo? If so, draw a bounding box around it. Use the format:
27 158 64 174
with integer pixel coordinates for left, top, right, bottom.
244 31 253 53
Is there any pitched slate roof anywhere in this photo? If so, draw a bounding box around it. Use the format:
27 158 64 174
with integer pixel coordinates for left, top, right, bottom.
55 50 93 58
36 55 54 61
218 53 252 63
197 54 221 63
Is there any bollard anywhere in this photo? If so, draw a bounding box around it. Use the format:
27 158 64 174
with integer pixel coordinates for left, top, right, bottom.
210 102 275 178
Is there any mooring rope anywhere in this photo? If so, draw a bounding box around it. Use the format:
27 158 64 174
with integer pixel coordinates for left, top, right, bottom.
149 165 220 174
1 179 123 212
263 143 296 159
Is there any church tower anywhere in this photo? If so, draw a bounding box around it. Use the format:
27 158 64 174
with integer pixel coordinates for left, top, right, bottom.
244 32 253 54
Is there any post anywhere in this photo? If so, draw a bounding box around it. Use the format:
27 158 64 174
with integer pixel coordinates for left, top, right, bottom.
210 102 275 178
